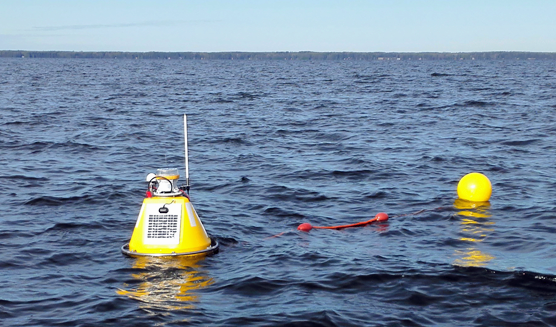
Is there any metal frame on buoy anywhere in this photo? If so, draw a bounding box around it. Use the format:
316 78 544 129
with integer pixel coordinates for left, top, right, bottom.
121 238 219 257
121 114 219 258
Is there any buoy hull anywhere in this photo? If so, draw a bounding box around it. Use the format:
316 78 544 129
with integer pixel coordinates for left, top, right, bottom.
457 172 492 202
125 196 216 256
121 238 219 257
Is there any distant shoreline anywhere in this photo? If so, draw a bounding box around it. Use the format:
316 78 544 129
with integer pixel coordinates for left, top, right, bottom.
1 50 556 60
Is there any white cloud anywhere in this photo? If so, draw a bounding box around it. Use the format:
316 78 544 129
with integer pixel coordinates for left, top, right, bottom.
31 20 214 32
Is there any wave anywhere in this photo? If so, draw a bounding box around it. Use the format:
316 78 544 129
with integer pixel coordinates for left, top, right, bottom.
430 72 451 77
3 140 103 153
23 189 134 206
454 100 496 107
500 139 540 146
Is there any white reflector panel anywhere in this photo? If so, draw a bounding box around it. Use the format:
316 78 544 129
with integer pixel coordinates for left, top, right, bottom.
143 202 182 245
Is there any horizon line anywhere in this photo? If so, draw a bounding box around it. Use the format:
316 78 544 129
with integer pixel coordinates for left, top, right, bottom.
3 50 556 54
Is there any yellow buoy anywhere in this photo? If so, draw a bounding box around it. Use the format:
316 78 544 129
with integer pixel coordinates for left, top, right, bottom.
457 172 492 202
121 114 218 257
123 196 216 256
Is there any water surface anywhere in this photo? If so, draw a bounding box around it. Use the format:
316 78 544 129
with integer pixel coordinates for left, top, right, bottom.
1 58 556 326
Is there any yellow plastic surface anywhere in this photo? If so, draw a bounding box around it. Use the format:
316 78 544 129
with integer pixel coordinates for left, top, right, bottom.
128 196 212 255
156 175 180 180
457 172 492 202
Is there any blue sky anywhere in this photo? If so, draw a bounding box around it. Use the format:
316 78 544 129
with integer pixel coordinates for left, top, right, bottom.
1 0 555 52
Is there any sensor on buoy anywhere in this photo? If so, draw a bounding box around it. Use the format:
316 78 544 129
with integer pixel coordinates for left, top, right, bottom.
457 172 492 202
121 114 218 257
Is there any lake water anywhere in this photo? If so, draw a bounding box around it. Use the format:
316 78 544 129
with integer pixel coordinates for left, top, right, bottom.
1 58 556 326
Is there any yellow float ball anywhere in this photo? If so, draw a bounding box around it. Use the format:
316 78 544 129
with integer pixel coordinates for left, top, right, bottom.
457 173 492 202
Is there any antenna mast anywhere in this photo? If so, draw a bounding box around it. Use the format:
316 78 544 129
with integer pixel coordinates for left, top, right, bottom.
183 114 190 193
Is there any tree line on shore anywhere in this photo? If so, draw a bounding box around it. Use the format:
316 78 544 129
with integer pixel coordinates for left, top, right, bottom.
1 50 555 60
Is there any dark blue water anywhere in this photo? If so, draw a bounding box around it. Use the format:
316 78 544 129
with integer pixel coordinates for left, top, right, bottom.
1 58 556 326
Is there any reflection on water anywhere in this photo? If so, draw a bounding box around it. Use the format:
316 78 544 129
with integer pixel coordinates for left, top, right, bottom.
117 255 214 310
453 199 495 267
